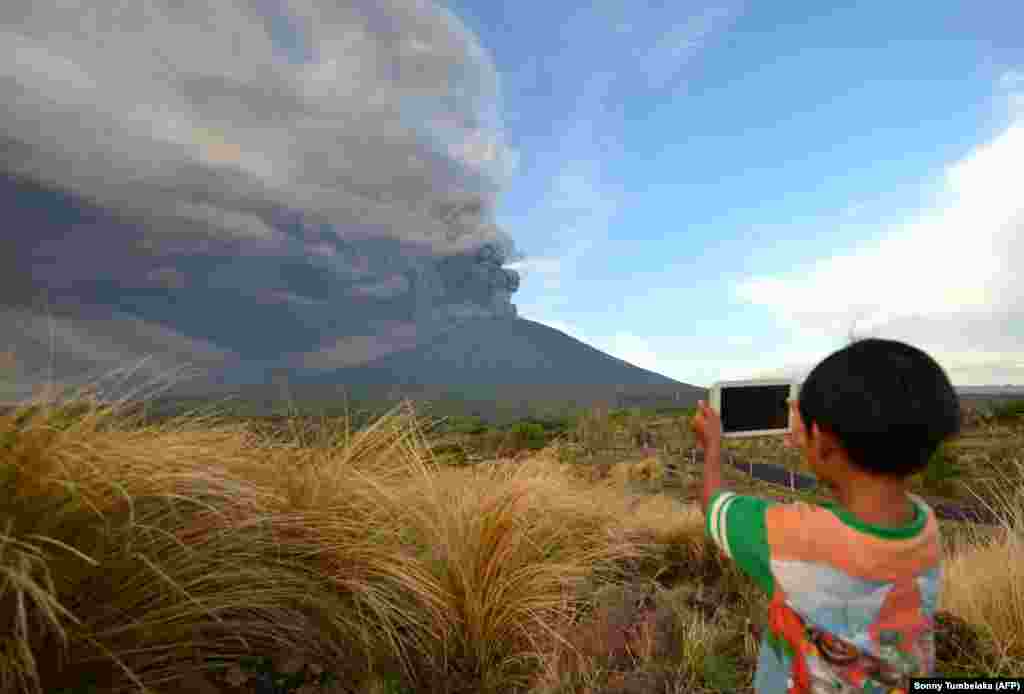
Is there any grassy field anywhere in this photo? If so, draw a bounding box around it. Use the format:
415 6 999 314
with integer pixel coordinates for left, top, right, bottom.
1 392 1022 693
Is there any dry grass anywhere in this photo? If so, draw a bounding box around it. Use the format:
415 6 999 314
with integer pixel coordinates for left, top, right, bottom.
0 394 707 694
938 451 1024 675
1 393 1022 693
0 393 455 693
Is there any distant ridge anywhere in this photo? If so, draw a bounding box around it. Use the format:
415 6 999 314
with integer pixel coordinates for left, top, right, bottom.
955 385 1024 395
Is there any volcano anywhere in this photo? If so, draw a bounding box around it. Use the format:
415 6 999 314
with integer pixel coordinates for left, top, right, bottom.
189 317 706 419
285 317 705 417
313 318 692 388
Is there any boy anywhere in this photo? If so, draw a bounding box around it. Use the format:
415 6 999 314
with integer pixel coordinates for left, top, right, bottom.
690 338 960 693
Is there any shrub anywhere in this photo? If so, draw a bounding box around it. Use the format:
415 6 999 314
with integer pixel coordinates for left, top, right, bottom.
440 415 489 435
992 399 1024 422
608 408 633 423
509 422 547 451
537 416 571 433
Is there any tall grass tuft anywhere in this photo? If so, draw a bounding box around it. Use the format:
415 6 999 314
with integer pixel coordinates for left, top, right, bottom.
940 451 1024 674
0 392 452 693
385 454 661 693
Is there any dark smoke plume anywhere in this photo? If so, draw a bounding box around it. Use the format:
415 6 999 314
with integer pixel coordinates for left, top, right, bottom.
0 0 522 393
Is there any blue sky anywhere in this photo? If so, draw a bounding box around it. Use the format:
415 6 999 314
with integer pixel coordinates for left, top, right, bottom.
450 0 1024 387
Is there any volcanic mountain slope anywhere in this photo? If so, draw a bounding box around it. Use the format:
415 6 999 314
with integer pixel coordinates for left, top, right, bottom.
235 317 701 418
304 318 694 388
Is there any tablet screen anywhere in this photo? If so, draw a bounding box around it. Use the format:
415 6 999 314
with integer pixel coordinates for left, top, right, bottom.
720 384 791 433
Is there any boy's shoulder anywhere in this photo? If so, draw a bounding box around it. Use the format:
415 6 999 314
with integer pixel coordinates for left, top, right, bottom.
708 495 937 577
769 493 936 538
706 491 941 597
762 494 940 581
709 490 937 537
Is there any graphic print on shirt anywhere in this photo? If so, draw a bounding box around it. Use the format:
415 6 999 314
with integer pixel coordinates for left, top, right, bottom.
706 491 942 694
766 586 933 693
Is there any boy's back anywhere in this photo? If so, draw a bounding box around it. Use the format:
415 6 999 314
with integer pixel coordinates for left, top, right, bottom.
707 490 941 692
692 338 959 693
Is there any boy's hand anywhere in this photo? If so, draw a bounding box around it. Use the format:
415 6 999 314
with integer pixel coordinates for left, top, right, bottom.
690 400 722 451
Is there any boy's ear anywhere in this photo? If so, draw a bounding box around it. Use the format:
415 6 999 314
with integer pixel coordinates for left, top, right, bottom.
809 421 842 457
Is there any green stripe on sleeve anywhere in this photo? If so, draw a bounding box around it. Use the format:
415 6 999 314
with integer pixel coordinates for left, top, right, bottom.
723 495 776 597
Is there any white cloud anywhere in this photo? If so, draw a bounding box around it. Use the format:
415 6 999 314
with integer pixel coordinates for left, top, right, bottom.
733 114 1024 385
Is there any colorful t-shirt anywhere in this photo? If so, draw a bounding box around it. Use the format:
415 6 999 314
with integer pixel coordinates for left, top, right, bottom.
705 491 942 693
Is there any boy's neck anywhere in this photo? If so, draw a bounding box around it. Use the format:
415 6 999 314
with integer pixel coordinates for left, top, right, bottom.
831 475 914 528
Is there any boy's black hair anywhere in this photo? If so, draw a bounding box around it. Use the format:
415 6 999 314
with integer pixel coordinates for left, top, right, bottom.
797 338 960 477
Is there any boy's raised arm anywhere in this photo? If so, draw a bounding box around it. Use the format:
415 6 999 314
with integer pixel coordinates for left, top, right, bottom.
701 439 723 514
690 400 724 514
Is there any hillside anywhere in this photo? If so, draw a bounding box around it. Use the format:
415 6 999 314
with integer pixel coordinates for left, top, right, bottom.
160 317 705 421
284 317 706 419
308 318 689 388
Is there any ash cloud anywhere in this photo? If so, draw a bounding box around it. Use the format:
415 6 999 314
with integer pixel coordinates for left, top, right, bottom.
0 0 521 387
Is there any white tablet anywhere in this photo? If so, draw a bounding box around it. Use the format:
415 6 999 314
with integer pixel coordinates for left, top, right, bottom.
709 379 799 438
